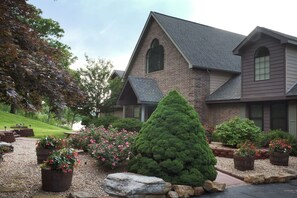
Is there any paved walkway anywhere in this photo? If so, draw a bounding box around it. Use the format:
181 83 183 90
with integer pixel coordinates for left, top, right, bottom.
215 171 246 187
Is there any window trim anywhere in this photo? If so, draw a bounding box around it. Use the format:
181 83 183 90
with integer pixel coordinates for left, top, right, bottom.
254 47 270 81
146 39 164 73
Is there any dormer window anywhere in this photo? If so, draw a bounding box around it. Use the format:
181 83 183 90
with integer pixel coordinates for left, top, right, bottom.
254 47 270 81
146 39 164 73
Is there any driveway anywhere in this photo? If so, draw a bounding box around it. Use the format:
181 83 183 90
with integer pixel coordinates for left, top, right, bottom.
199 179 297 198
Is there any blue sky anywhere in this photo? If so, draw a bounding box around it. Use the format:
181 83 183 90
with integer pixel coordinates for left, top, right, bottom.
28 0 297 71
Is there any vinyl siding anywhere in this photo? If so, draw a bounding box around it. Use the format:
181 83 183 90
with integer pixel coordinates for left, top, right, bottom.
286 45 297 92
209 71 232 94
241 34 285 100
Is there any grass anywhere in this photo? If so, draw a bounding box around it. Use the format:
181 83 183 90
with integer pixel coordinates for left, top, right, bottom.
0 111 71 138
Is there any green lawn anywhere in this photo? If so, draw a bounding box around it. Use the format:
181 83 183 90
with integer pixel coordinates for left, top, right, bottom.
0 111 71 138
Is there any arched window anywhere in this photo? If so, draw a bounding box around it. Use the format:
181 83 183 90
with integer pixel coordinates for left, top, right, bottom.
254 47 270 81
146 39 164 73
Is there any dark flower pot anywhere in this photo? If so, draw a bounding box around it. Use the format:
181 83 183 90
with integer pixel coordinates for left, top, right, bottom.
41 168 73 192
234 155 255 171
270 152 289 166
36 148 54 164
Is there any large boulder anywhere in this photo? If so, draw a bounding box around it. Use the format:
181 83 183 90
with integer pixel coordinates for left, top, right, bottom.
172 185 194 198
202 180 226 192
103 172 171 197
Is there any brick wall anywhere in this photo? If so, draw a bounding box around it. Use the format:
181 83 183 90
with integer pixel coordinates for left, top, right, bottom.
208 103 245 127
128 19 210 123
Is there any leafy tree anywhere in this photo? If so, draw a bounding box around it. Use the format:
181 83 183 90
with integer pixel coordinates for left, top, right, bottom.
102 76 123 113
129 90 217 186
0 0 83 113
78 56 113 117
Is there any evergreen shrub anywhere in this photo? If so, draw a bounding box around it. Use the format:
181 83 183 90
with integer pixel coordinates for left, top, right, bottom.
128 90 217 186
112 118 142 132
94 115 119 128
214 117 261 147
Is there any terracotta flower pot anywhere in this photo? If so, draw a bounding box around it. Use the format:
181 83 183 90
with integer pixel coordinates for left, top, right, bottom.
233 155 255 171
36 148 54 164
269 152 289 166
41 168 73 192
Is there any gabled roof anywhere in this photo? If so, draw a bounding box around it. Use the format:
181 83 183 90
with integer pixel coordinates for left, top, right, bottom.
110 70 124 80
287 83 297 96
124 12 245 78
233 26 297 55
206 75 241 102
118 76 163 105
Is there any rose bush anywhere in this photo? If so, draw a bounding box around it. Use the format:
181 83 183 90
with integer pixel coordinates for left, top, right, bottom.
88 127 137 168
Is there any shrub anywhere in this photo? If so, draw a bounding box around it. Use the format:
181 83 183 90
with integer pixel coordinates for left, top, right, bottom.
81 117 93 126
68 128 101 151
112 118 143 132
36 136 64 150
214 117 261 147
234 141 257 157
93 115 119 128
128 90 217 186
257 130 297 156
88 127 136 168
269 139 292 154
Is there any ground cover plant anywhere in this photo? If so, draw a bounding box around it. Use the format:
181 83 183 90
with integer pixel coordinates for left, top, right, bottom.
128 90 217 186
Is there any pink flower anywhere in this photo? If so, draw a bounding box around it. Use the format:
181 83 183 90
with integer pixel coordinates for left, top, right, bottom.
90 139 96 144
101 158 106 161
112 162 116 166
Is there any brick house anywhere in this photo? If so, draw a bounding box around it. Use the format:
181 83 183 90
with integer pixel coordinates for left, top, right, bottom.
118 12 297 137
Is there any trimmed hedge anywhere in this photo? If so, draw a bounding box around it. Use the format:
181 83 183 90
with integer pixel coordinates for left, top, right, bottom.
112 118 142 132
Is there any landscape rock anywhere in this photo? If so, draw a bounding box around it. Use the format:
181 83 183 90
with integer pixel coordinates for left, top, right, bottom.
202 180 226 192
103 172 171 197
283 168 297 179
68 191 97 198
244 174 265 184
172 185 194 198
264 173 293 184
0 141 14 152
167 191 179 198
32 195 63 198
193 187 205 196
127 195 166 198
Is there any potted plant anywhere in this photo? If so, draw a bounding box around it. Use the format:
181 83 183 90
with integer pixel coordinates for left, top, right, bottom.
233 141 257 171
41 148 80 192
269 139 291 166
36 136 63 164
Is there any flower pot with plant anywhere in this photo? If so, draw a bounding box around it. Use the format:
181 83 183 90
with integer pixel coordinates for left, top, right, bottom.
40 148 80 192
36 136 63 164
233 141 257 171
269 139 291 166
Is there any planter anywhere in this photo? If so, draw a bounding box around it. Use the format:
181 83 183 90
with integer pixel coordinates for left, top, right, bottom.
234 155 255 171
41 168 73 192
36 148 54 164
269 152 289 166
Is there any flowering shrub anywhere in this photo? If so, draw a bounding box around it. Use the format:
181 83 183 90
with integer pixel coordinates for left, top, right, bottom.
68 128 102 151
41 148 80 173
234 141 257 157
88 127 136 168
36 136 64 150
269 139 292 154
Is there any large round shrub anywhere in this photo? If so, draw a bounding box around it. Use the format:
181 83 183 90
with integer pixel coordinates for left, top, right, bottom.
112 118 142 132
214 117 261 147
128 90 217 186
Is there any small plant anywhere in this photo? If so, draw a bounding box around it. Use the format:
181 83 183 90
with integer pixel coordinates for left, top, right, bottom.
215 117 261 147
269 139 292 154
41 148 80 173
36 136 64 150
89 127 136 168
234 141 257 157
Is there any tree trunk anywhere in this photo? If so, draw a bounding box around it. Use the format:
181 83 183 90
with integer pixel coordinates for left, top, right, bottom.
71 113 77 129
47 110 51 123
10 103 16 114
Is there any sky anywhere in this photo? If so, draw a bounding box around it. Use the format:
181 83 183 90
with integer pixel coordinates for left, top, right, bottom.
28 0 297 71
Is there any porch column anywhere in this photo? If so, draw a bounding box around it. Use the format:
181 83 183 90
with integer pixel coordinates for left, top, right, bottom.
141 104 145 122
122 105 126 118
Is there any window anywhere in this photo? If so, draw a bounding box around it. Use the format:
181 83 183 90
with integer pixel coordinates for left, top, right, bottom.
146 39 164 73
125 105 141 119
249 104 263 130
271 103 287 131
255 47 270 81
